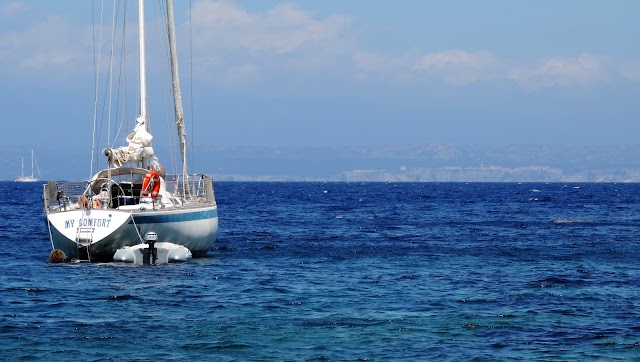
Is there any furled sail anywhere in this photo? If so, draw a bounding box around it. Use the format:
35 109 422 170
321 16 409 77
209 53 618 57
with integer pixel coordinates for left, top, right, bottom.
104 116 154 168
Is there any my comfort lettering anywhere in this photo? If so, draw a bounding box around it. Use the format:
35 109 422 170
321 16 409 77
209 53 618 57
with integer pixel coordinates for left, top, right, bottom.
64 218 112 229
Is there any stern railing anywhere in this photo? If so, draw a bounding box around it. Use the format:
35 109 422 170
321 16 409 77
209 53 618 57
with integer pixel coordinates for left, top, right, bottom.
43 174 216 212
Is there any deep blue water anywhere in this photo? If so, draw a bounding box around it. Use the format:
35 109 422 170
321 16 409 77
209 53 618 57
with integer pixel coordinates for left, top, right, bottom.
1 181 640 361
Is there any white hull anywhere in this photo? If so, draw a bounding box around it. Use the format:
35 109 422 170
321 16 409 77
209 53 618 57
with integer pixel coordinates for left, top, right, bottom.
16 176 40 182
46 203 217 262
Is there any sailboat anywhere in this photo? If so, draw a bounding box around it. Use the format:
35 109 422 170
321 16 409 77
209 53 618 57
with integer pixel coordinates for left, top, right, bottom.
16 149 40 182
42 0 218 262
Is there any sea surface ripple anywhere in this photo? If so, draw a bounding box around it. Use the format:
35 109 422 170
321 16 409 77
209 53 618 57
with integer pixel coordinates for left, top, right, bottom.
1 181 640 361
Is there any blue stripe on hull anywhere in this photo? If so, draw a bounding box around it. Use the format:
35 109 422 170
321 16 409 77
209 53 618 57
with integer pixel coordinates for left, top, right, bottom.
129 208 218 224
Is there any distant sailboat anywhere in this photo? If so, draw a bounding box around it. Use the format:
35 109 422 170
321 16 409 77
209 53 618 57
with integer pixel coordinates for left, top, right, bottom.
15 149 40 182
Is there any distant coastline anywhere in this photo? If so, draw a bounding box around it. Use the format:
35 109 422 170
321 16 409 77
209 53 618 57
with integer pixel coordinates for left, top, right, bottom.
3 143 640 182
211 164 640 183
204 143 640 182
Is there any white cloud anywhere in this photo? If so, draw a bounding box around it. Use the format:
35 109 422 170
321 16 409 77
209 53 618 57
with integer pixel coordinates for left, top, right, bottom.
191 1 350 54
189 0 352 78
354 49 620 90
0 14 86 73
412 50 500 85
619 61 640 82
0 2 30 17
508 53 610 89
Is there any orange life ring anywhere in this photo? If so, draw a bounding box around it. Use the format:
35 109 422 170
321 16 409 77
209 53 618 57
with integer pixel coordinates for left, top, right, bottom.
141 171 161 198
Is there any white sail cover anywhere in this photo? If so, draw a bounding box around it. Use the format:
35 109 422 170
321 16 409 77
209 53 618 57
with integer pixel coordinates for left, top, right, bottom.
106 116 154 168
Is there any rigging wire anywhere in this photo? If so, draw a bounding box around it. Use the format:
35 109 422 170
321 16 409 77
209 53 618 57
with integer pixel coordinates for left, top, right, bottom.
153 0 179 180
90 0 106 181
91 0 191 183
112 2 129 148
107 0 118 149
189 0 194 175
93 1 134 177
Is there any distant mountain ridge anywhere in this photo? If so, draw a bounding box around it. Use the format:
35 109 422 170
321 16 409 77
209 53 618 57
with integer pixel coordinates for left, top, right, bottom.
196 144 640 182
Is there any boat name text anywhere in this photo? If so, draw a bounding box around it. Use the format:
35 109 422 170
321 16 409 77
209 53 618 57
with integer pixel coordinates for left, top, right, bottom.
65 218 112 229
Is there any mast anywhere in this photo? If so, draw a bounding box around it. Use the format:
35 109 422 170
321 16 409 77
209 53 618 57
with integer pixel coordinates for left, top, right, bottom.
138 0 148 127
30 149 34 178
166 0 190 198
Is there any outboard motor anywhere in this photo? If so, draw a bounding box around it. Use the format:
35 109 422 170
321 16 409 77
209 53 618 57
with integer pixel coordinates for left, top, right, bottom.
144 231 158 265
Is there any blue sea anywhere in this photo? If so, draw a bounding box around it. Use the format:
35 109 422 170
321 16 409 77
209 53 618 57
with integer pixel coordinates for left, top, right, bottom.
1 181 640 361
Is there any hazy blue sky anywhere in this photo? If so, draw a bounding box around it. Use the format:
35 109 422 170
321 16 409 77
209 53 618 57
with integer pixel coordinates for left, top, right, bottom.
1 0 639 179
